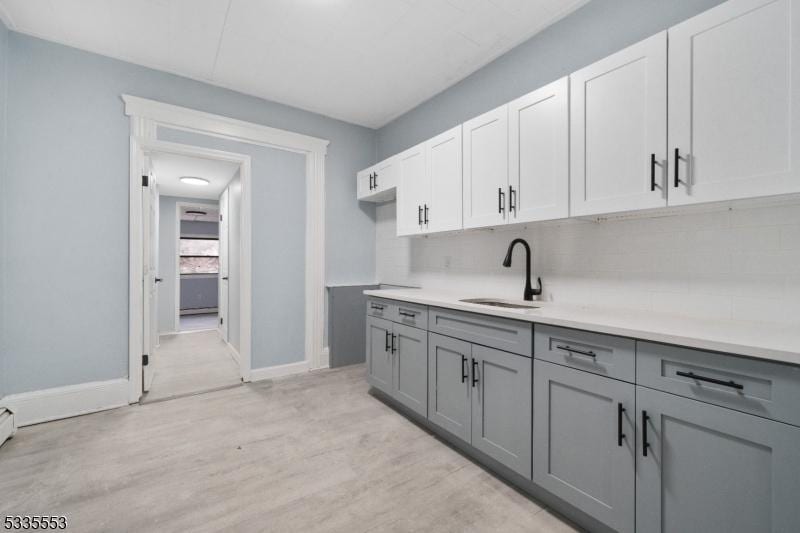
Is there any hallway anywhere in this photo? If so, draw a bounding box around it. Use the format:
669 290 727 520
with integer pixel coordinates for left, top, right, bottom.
145 330 240 402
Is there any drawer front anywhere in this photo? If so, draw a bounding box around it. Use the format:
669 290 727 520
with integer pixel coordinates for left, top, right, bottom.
366 298 396 321
534 324 636 382
395 301 428 330
637 341 800 427
429 307 532 357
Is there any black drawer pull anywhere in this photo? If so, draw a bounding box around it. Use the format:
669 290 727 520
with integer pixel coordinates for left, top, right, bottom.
617 403 626 447
650 153 657 191
423 204 429 225
391 333 397 354
373 172 378 188
398 311 416 318
498 187 505 214
676 371 744 390
370 304 385 311
556 344 597 358
674 148 680 188
384 330 390 352
642 410 650 457
461 355 468 383
418 205 423 225
471 358 479 387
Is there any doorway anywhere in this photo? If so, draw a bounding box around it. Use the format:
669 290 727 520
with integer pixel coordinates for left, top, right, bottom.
139 143 250 402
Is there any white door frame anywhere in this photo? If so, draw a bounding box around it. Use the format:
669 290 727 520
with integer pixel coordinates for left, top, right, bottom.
125 95 330 403
175 199 224 334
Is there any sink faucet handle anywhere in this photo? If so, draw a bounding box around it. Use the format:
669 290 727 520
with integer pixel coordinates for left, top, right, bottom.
533 277 542 296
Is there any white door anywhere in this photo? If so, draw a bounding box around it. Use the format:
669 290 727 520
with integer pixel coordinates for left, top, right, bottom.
396 143 428 236
463 105 509 229
426 125 463 233
509 77 570 223
570 32 668 217
218 189 229 342
142 170 158 392
669 0 800 205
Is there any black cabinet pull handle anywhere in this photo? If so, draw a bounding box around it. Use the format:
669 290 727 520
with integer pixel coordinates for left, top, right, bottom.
391 333 397 354
674 148 680 188
461 355 468 383
650 153 657 192
617 403 626 447
370 303 384 310
155 277 163 283
498 187 505 214
423 204 429 224
556 344 596 358
398 311 416 318
369 173 374 190
508 185 516 214
418 205 423 225
471 358 479 387
373 172 378 188
385 330 390 352
676 371 744 390
642 410 650 457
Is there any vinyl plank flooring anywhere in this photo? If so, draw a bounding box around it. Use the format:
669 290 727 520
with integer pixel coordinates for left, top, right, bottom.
0 365 577 533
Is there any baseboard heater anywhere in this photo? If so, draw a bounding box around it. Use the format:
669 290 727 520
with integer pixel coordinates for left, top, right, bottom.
0 408 16 448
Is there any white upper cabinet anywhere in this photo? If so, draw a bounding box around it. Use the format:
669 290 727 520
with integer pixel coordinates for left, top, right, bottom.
570 33 668 217
668 0 800 205
426 125 463 234
396 143 427 236
357 157 398 203
463 105 509 229
509 77 570 223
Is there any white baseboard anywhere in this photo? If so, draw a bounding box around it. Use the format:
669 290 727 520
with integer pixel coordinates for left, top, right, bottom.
2 379 129 427
226 341 241 365
250 360 309 382
0 409 16 447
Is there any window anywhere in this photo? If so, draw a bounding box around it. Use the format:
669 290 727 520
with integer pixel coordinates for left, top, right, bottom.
180 238 219 274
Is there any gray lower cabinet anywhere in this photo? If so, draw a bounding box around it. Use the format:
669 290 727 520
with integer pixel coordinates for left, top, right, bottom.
533 360 635 533
471 344 532 479
636 386 800 533
392 323 428 417
428 333 472 442
366 316 393 395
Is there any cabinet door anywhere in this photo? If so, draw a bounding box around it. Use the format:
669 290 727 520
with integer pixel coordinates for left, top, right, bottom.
428 333 472 442
426 125 463 233
570 32 667 216
373 156 398 193
471 345 531 479
509 77 570 223
463 105 509 229
366 316 393 395
533 360 635 533
391 323 428 418
669 0 800 205
356 166 374 200
636 386 800 533
396 143 427 236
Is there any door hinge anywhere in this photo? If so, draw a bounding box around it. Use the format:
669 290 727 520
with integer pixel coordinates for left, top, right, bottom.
219 317 224 325
142 354 149 366
142 175 149 187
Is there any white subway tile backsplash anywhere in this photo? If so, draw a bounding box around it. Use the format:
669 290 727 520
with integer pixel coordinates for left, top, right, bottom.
375 201 800 325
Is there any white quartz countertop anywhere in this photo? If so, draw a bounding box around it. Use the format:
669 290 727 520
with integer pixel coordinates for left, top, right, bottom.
363 288 800 366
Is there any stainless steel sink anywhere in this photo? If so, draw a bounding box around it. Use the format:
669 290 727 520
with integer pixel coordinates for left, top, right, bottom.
460 298 540 309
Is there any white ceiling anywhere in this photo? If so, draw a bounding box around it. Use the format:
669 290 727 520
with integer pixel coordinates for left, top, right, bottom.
150 152 239 200
0 0 587 128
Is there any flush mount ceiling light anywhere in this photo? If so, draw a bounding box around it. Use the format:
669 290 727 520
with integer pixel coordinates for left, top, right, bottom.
180 176 209 186
185 210 207 216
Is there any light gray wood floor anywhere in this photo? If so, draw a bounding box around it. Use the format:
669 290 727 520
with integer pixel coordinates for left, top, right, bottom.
145 330 241 402
0 365 577 533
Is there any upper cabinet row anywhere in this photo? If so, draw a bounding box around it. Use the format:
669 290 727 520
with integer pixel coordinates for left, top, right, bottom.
359 0 800 235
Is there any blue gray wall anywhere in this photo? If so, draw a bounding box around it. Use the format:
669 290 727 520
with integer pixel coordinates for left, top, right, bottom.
376 0 726 159
2 33 375 395
159 128 307 370
181 220 219 237
0 19 8 400
158 196 218 334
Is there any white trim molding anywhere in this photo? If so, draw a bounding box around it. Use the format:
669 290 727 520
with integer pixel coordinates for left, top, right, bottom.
0 409 16 448
124 95 329 403
3 379 129 427
250 361 311 382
